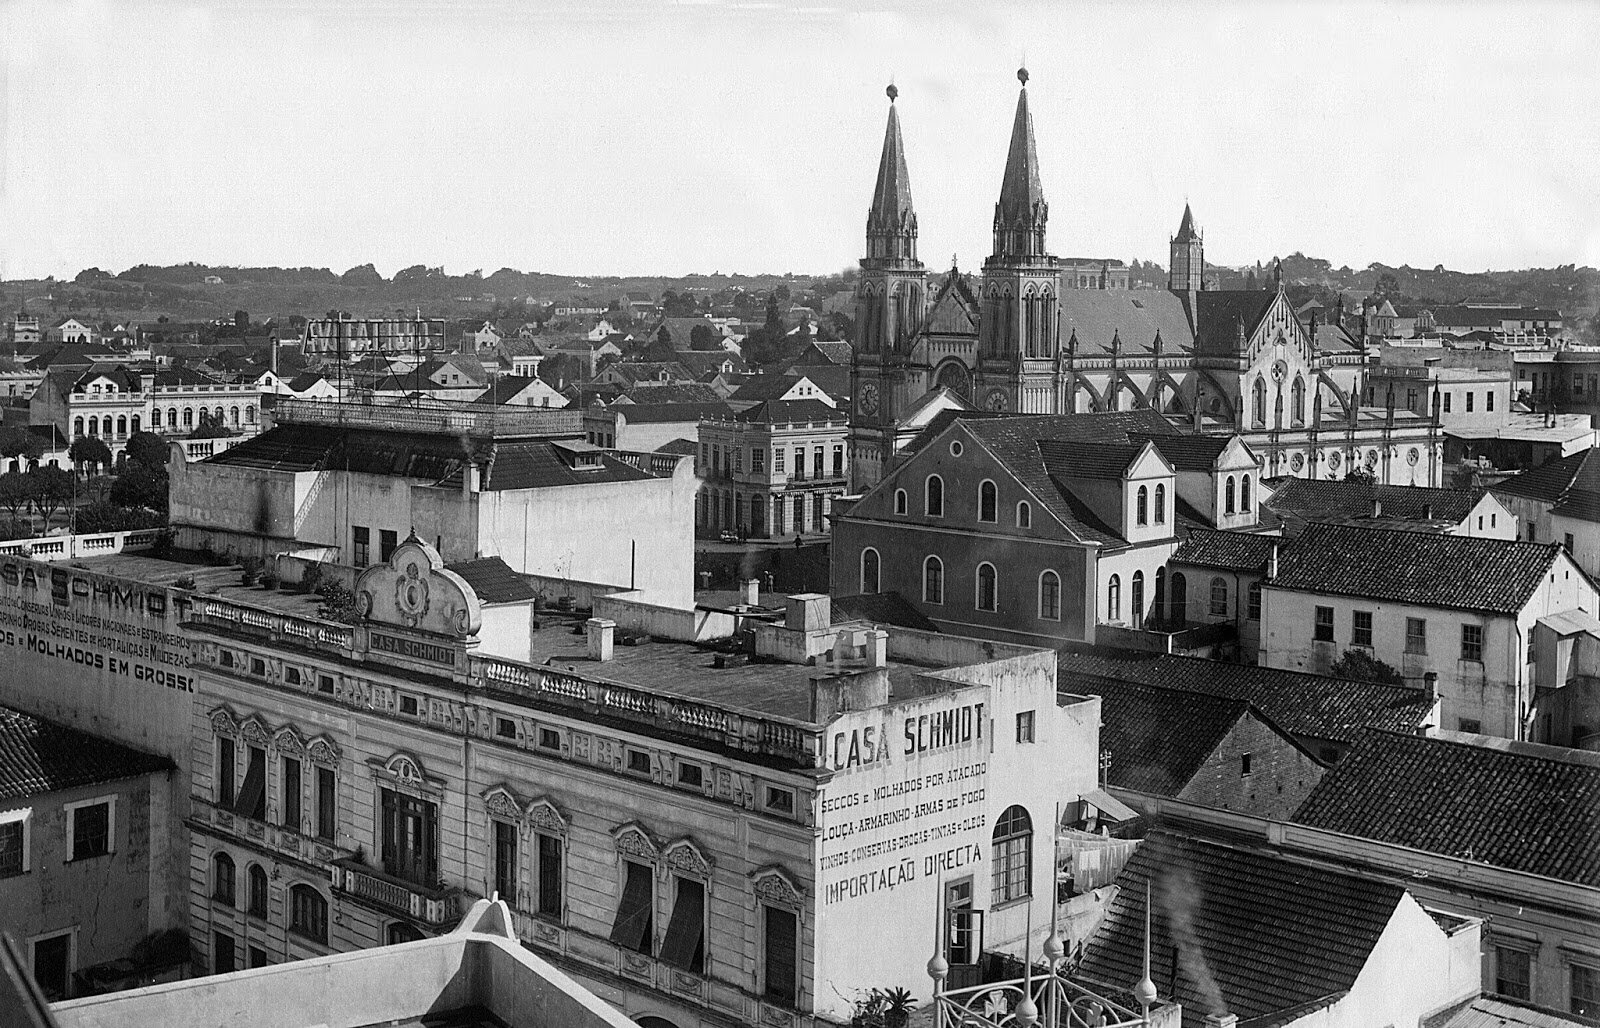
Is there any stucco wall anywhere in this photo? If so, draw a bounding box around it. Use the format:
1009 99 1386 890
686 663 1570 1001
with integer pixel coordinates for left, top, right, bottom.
1176 713 1324 819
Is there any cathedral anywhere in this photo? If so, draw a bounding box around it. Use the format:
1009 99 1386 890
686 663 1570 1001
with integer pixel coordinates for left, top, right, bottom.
848 71 1442 491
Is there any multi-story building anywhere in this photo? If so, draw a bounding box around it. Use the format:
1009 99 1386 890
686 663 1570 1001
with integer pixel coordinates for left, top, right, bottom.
1264 478 1516 539
697 399 849 538
0 707 179 1002
830 409 1270 647
11 312 42 349
168 398 697 610
846 76 1440 491
583 402 728 454
1260 522 1597 739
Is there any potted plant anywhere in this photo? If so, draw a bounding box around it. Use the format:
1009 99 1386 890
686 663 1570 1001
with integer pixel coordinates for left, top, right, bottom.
239 554 264 586
881 987 913 1028
261 566 279 591
850 989 887 1028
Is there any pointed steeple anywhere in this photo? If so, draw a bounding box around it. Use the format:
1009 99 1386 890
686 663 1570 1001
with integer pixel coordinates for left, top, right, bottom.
992 67 1048 260
866 83 917 264
1174 202 1198 243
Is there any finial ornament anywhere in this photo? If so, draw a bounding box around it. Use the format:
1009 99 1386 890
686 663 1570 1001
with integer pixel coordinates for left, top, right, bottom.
887 82 898 102
1017 66 1029 85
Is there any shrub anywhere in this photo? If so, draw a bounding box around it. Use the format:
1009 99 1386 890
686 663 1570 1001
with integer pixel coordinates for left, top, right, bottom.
317 583 360 624
172 575 197 591
300 562 324 595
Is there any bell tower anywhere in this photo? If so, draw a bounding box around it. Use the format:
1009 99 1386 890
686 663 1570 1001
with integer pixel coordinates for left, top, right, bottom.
1169 203 1204 293
850 83 927 490
973 68 1061 415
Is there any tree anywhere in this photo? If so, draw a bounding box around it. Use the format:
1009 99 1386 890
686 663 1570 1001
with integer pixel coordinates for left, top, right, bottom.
689 324 721 351
0 472 32 524
110 465 169 513
189 412 234 439
123 430 170 469
1328 648 1405 686
774 283 792 304
764 292 783 334
68 436 113 477
234 309 250 333
28 466 74 528
0 427 45 464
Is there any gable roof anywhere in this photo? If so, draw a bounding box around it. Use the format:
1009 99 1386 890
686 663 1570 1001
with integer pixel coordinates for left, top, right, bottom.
798 339 853 365
0 705 176 801
1491 449 1600 505
1058 289 1196 356
622 381 723 405
475 376 554 406
1268 478 1484 526
731 399 846 425
1269 522 1564 614
920 269 980 336
1130 432 1232 472
1078 830 1407 1028
286 372 327 392
445 557 535 604
1086 679 1258 795
1193 290 1281 356
1294 730 1600 886
831 592 940 632
1056 648 1435 745
1171 528 1279 572
729 373 813 403
612 401 729 424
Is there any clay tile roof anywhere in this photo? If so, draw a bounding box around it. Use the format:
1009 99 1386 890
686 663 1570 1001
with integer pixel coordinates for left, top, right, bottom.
831 591 940 632
1193 290 1279 355
1293 730 1600 885
0 706 176 801
445 557 535 604
1078 830 1406 1028
1269 522 1562 614
1085 680 1254 795
1056 648 1434 745
731 399 845 425
1491 449 1600 504
1267 479 1483 526
1171 528 1279 571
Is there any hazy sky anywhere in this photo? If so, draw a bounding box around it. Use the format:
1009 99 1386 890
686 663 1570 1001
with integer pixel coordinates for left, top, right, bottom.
3 0 1598 282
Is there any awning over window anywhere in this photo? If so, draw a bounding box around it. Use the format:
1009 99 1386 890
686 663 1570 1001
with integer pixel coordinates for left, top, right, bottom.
609 861 654 952
1077 788 1139 824
658 878 705 971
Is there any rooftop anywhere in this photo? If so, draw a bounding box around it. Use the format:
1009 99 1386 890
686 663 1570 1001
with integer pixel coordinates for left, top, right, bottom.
1056 648 1434 745
1268 522 1563 614
1077 830 1406 1028
1491 448 1600 504
1083 680 1262 795
1293 729 1600 886
0 705 176 802
1170 528 1279 571
1266 478 1484 527
274 397 582 439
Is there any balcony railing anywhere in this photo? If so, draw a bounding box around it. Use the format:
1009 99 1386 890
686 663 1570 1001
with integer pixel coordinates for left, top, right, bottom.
188 596 355 650
332 858 458 925
275 397 581 439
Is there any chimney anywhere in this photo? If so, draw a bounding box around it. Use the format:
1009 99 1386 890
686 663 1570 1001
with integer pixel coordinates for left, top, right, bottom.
1421 502 1433 520
586 617 615 662
1203 1016 1238 1028
1423 671 1438 705
1267 542 1280 581
866 629 888 668
1371 498 1383 519
743 578 760 606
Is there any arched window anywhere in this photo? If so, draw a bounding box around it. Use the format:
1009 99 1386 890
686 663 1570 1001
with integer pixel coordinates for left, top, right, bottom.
1154 484 1166 524
248 863 268 918
1225 475 1237 515
1210 577 1229 616
923 556 944 605
1132 571 1145 629
1039 571 1061 621
1170 572 1188 624
130 415 140 434
245 405 257 425
167 408 178 429
116 415 127 437
213 852 236 907
1107 575 1122 622
1292 377 1305 423
214 406 224 424
925 475 944 517
87 416 99 437
1240 474 1253 513
860 548 880 594
1136 485 1149 526
978 480 997 523
230 406 240 426
1154 567 1167 623
1253 378 1267 426
991 805 1032 903
1016 501 1031 528
975 563 997 612
183 407 194 427
290 884 328 944
73 417 84 438
894 489 907 515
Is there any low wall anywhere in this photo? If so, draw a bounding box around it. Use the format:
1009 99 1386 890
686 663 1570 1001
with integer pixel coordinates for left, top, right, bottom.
881 626 1041 667
0 528 164 562
273 552 356 592
522 573 622 610
595 590 735 643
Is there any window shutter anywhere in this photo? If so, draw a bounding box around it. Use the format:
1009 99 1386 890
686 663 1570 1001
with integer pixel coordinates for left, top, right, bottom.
234 749 266 819
609 862 654 953
659 878 705 971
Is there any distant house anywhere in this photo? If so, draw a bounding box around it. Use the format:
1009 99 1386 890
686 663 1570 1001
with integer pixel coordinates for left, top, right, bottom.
728 373 836 412
793 339 853 366
279 371 340 400
203 274 224 285
592 361 694 390
52 317 97 344
474 375 568 409
583 400 729 452
1266 478 1515 539
472 321 504 350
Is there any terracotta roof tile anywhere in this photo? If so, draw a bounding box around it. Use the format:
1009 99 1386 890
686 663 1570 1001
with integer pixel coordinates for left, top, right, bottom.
445 557 535 604
0 706 175 801
1171 528 1279 572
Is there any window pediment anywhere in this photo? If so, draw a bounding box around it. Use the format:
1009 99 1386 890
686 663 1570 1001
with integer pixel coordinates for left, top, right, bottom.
751 865 803 909
209 706 240 737
663 837 713 879
611 821 658 861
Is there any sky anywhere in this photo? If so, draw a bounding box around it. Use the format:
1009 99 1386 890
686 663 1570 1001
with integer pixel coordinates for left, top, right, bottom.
2 0 1598 282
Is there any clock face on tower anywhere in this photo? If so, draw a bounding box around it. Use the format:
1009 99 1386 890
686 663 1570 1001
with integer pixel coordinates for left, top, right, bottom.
984 388 1009 412
859 381 879 416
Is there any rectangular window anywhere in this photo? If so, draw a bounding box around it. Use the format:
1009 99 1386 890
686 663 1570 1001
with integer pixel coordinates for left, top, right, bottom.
676 762 704 789
248 946 268 969
31 933 72 1001
214 930 236 974
610 860 655 955
1462 623 1484 662
1246 583 1261 621
1241 753 1253 776
659 877 706 974
237 746 267 820
0 809 29 877
1443 392 1452 413
1566 533 1575 555
316 767 336 841
69 800 111 861
764 786 795 815
1352 610 1373 648
1487 391 1495 412
763 906 798 1006
1405 617 1427 654
217 736 236 807
537 834 564 918
495 717 517 739
285 667 301 686
291 886 328 944
379 530 398 563
792 448 803 479
1459 718 1482 734
773 448 784 473
538 728 561 751
812 448 823 478
317 674 335 694
1016 711 1035 744
833 445 844 476
281 757 302 832
399 695 419 716
1314 606 1335 642
626 749 652 776
751 448 765 474
250 657 266 677
1467 392 1474 412
1496 946 1531 1000
1573 963 1599 1018
352 526 370 567
380 788 439 886
493 820 518 906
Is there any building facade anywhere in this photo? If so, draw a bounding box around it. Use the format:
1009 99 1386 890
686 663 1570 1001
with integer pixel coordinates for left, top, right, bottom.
697 400 849 539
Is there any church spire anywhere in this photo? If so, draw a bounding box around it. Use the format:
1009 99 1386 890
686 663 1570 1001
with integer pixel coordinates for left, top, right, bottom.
1168 200 1204 292
866 83 917 264
992 67 1048 260
1174 202 1198 243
